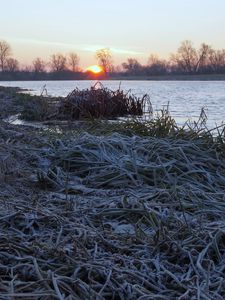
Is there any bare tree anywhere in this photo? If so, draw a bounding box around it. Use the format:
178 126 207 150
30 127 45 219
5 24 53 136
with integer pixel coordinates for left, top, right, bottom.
171 41 213 73
33 57 46 73
0 40 11 71
21 65 33 72
195 43 211 72
96 48 113 73
50 53 67 72
114 65 122 73
68 52 79 72
122 58 142 75
171 40 198 73
208 49 225 72
147 54 167 75
148 54 161 66
6 58 19 72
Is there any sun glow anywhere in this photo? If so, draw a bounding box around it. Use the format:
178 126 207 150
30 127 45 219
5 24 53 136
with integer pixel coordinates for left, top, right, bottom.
86 65 103 74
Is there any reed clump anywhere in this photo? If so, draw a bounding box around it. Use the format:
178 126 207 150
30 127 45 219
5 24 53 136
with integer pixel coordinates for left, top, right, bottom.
58 82 151 119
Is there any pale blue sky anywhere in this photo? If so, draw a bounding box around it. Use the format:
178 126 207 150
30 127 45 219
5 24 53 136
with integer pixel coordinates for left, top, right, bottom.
1 0 225 68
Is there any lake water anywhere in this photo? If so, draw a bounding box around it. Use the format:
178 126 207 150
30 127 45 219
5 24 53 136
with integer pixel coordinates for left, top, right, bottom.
1 80 225 127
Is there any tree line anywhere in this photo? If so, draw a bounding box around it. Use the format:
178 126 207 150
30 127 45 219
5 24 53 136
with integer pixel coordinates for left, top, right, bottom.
120 41 225 76
0 39 225 80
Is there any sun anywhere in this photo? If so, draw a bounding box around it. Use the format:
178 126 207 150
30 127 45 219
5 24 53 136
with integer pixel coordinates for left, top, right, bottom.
86 65 103 74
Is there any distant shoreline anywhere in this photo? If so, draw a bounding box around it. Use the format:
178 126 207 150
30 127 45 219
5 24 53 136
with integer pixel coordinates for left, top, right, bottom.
111 74 225 81
1 74 225 81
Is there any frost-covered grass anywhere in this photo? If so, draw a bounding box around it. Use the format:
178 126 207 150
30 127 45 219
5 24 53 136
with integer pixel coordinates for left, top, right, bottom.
1 85 225 298
0 114 225 299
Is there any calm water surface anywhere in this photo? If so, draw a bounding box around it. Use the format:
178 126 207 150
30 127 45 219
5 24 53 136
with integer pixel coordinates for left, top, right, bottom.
1 80 225 127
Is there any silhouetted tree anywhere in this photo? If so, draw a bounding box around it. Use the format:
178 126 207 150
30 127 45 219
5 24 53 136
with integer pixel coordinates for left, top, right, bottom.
146 54 168 75
50 53 67 72
208 49 225 73
68 52 80 72
122 58 142 75
114 65 122 73
195 43 211 72
33 57 46 73
21 65 33 72
6 58 19 72
0 40 11 71
171 40 198 73
171 41 216 74
148 54 160 65
96 48 113 73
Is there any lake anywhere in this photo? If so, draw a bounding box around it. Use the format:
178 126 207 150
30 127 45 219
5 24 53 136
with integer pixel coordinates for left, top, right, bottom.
1 80 225 127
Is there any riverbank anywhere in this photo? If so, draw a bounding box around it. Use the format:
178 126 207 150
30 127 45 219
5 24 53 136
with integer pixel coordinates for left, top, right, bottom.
1 73 225 81
112 73 225 81
1 86 225 299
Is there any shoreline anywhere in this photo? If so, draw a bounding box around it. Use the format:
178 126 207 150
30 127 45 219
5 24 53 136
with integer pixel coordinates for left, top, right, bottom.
111 74 225 81
1 73 225 82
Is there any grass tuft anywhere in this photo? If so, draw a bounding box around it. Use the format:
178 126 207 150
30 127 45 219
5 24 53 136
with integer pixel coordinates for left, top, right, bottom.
58 82 152 119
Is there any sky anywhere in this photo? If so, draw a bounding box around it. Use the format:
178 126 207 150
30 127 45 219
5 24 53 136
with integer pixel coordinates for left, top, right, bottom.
0 0 225 68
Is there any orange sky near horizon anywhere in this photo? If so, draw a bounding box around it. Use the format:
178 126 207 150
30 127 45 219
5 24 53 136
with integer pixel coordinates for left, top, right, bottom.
6 38 148 69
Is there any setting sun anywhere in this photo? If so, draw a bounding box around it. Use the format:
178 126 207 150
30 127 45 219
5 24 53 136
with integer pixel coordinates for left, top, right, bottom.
86 65 103 74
